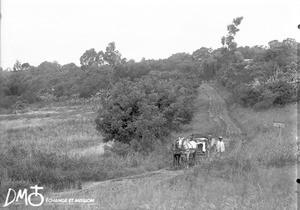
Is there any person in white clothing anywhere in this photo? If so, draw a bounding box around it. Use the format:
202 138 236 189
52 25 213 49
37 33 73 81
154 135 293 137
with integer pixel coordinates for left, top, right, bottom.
216 136 225 153
210 135 216 150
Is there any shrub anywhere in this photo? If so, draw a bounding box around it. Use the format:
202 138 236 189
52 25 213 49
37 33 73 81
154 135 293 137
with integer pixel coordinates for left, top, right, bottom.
0 96 17 109
95 76 198 152
38 92 57 102
266 81 294 106
253 92 275 110
254 89 279 110
235 78 296 109
105 141 133 157
53 84 65 97
235 85 262 107
78 87 93 98
20 91 38 103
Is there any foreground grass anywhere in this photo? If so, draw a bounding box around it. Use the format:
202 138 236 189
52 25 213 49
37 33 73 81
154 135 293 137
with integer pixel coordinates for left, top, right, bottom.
36 156 297 210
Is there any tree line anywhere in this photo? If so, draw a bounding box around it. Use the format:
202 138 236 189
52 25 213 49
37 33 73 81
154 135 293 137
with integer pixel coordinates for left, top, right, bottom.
0 17 299 151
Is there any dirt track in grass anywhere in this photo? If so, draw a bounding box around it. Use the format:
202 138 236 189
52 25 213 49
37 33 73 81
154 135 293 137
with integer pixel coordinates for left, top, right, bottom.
13 83 245 210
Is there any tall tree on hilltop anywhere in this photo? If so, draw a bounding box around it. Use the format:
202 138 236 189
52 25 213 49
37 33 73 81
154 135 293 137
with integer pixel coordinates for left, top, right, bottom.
221 17 243 64
216 17 244 84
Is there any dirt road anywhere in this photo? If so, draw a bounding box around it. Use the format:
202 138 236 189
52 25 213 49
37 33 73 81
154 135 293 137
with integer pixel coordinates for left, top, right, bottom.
201 84 244 153
202 84 242 135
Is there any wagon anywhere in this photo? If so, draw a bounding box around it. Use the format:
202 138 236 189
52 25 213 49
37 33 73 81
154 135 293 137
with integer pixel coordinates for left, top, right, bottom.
190 134 211 163
172 134 211 168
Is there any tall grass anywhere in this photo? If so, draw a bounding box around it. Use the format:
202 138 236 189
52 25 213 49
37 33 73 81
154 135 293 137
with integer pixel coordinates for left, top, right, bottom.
211 83 297 165
38 159 297 210
0 103 173 203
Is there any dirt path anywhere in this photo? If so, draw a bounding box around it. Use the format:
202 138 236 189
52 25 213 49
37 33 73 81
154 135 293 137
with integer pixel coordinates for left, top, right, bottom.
202 84 242 135
201 83 244 153
28 83 243 209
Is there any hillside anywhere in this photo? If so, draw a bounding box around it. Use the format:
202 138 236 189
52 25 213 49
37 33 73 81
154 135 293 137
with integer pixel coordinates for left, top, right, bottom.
22 82 296 210
40 82 242 209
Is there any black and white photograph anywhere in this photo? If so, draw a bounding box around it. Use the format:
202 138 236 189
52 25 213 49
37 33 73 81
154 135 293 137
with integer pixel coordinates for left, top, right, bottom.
0 0 299 209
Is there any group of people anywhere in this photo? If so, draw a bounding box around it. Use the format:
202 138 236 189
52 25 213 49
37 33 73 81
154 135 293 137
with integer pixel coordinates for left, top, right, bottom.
173 134 226 168
174 134 226 154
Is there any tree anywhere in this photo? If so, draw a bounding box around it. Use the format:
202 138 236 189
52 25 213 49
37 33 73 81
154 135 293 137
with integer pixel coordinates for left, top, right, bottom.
12 61 31 71
80 48 104 69
37 61 61 73
21 63 31 70
192 47 212 61
261 39 297 71
217 17 244 83
95 74 198 152
80 42 126 70
6 71 27 96
221 17 243 54
13 60 22 71
103 42 125 66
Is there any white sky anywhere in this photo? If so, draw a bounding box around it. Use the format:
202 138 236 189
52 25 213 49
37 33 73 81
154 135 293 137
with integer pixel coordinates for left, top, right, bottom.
1 0 300 69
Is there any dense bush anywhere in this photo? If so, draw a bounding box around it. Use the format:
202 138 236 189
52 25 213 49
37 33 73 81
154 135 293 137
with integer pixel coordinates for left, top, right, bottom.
20 91 38 103
235 85 261 107
95 74 198 152
267 80 295 106
0 96 17 109
235 76 297 109
225 39 298 109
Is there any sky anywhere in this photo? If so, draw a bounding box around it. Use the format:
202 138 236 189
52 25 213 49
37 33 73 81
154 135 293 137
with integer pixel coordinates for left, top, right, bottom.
1 0 299 69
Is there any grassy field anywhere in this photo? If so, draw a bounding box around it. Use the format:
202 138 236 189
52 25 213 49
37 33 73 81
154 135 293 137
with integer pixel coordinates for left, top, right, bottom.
0 102 172 204
0 84 298 209
0 105 103 157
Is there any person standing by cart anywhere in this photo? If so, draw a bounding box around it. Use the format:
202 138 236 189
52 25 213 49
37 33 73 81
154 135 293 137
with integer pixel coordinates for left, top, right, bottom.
209 135 216 151
216 136 225 156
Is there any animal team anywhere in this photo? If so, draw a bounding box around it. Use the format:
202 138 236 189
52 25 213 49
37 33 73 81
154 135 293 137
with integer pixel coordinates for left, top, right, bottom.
173 135 225 168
